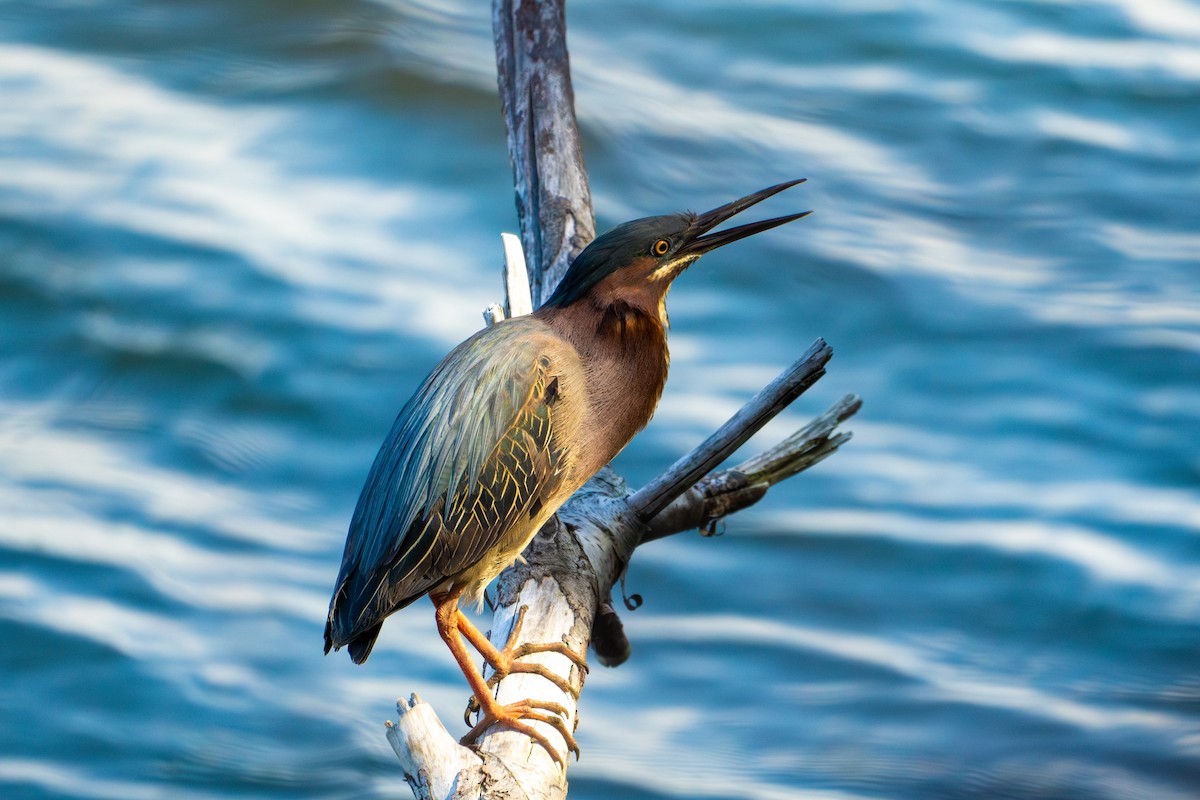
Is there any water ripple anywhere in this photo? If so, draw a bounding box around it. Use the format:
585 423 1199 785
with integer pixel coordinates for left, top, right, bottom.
2 1 1198 798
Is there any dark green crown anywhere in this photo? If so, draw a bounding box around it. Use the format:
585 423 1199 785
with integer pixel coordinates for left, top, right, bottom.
542 214 693 308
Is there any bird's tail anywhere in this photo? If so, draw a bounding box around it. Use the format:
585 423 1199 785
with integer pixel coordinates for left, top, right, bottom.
323 614 382 664
346 622 382 664
323 567 431 664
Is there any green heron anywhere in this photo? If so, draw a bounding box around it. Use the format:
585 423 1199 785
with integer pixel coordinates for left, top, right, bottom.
325 179 809 763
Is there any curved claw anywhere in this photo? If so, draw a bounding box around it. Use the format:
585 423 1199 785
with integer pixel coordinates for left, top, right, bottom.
464 694 480 726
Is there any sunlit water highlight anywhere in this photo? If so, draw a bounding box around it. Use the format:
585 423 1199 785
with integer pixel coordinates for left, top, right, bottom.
1 1 1198 798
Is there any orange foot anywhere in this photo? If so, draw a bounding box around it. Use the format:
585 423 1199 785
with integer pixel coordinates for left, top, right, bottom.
459 605 588 763
463 605 589 704
460 696 579 767
433 590 588 766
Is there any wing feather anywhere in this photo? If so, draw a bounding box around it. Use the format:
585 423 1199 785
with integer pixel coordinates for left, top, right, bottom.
326 317 572 650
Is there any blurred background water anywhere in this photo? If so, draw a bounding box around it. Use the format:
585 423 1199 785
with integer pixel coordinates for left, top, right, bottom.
2 0 1199 798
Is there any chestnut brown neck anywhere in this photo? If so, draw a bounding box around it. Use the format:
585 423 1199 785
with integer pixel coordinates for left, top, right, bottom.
534 276 671 475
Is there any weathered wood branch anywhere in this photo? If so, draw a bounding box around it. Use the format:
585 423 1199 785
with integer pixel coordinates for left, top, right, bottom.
641 392 863 543
493 0 594 306
383 1 860 797
626 339 833 522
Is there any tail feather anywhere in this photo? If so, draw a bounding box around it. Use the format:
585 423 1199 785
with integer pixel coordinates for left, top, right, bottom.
347 623 383 664
324 571 429 664
323 611 384 664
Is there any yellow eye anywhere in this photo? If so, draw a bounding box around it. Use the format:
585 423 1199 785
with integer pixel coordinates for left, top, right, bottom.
652 239 670 256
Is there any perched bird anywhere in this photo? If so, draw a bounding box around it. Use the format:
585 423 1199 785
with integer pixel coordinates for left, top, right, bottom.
325 179 809 762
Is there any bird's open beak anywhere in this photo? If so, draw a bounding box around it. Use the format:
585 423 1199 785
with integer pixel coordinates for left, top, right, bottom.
681 179 810 255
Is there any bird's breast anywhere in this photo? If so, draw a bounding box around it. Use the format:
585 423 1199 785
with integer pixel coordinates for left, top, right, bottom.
579 312 669 474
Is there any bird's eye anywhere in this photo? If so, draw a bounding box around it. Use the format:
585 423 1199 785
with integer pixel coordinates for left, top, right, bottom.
652 239 671 256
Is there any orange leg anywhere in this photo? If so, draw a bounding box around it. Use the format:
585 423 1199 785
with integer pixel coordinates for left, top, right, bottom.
431 590 585 765
460 604 589 696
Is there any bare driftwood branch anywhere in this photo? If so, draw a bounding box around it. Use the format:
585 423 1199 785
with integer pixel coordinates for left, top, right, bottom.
493 0 594 305
383 1 860 797
641 392 863 543
626 339 833 522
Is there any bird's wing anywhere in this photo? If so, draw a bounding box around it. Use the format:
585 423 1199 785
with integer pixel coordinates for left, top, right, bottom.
327 317 575 645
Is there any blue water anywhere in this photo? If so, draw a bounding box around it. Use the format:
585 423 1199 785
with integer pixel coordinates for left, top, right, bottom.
2 1 1198 798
